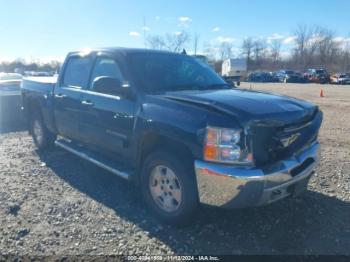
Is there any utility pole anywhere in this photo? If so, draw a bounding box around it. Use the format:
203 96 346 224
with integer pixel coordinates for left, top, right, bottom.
193 34 199 55
143 17 147 48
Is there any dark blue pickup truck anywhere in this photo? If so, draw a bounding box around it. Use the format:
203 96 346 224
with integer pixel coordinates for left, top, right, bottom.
21 48 322 225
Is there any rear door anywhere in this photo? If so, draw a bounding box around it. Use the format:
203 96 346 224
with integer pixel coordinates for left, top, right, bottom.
79 54 136 158
54 54 94 141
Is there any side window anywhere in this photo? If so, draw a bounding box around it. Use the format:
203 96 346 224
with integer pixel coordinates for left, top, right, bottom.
62 56 91 88
90 57 124 89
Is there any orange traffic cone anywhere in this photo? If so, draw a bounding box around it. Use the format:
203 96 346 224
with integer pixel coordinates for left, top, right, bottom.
320 88 324 97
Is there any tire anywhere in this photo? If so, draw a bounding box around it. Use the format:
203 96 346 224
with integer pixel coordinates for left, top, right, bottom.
30 111 56 150
140 150 198 226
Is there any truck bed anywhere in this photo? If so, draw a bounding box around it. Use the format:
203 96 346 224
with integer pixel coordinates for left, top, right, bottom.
21 76 58 133
22 76 57 93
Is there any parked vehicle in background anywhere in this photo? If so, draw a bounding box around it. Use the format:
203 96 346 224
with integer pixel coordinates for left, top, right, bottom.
268 71 280 82
0 73 23 92
21 48 322 225
276 70 306 83
222 58 247 85
304 69 330 84
24 71 52 77
330 73 350 85
247 71 278 83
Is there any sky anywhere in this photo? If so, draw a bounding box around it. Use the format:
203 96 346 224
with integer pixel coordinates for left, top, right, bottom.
0 0 349 62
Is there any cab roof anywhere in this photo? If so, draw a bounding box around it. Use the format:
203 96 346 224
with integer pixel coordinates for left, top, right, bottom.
68 47 178 57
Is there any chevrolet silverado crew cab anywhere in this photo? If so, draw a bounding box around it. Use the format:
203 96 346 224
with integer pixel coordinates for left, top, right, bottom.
21 48 322 225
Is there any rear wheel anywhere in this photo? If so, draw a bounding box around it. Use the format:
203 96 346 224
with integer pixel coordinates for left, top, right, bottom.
141 150 198 226
30 111 56 150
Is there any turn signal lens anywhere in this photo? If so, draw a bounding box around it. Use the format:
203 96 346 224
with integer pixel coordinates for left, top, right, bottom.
204 144 218 160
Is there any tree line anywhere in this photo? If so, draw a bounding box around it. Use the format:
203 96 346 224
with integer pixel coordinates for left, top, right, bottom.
0 59 60 74
147 25 350 73
1 24 349 74
240 25 350 72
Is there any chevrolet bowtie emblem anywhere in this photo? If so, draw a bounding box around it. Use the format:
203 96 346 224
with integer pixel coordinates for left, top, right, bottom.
280 133 300 147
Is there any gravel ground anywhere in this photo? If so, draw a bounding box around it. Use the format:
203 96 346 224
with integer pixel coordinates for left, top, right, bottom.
0 83 349 256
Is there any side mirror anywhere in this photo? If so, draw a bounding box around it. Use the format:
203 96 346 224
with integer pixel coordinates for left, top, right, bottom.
92 76 127 96
223 77 236 88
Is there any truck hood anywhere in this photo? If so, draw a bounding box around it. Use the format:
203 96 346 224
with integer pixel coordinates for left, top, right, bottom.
162 89 317 127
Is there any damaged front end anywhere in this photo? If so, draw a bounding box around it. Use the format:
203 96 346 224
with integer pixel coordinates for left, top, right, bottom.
195 107 323 209
246 107 323 168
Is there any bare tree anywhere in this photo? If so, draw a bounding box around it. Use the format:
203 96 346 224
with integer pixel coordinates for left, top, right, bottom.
313 26 338 67
218 42 234 60
292 24 314 69
242 37 254 69
165 31 190 52
147 31 190 53
252 39 267 69
147 35 166 50
341 40 350 72
253 40 267 60
270 39 282 63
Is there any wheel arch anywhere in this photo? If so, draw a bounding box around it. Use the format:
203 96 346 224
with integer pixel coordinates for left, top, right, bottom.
136 132 196 182
25 98 43 133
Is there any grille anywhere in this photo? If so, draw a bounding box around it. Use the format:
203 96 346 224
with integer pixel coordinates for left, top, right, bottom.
250 111 322 167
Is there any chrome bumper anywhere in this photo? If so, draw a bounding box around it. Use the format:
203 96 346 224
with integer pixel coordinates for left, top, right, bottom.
195 142 320 208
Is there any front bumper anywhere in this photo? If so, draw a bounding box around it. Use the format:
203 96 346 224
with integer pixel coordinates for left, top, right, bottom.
195 142 320 208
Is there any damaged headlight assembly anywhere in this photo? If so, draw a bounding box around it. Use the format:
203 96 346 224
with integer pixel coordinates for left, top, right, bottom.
203 126 253 164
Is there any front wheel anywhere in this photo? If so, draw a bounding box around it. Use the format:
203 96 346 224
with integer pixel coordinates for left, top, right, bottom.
141 150 198 226
30 111 56 150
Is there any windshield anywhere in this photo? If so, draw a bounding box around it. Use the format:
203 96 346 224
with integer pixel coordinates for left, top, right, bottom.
128 52 228 93
285 70 294 74
192 55 209 65
316 69 326 74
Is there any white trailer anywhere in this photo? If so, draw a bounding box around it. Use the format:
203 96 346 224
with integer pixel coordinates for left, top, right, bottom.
221 58 247 79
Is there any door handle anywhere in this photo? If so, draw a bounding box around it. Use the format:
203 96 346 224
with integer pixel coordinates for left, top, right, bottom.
81 100 94 106
55 93 66 98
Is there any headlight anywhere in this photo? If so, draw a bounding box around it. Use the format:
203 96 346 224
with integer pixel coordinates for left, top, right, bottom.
221 129 240 145
204 127 253 164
